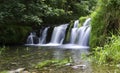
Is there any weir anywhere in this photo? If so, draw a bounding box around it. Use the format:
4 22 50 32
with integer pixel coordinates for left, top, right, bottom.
26 18 91 48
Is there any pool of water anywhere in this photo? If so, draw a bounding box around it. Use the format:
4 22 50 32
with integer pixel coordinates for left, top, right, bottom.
0 46 120 73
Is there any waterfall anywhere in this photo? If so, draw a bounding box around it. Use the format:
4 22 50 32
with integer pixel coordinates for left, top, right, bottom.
39 27 49 44
79 27 91 46
26 32 38 44
70 20 79 44
26 18 91 48
73 20 79 28
83 18 91 26
70 28 78 44
77 18 91 46
70 18 91 46
50 24 68 44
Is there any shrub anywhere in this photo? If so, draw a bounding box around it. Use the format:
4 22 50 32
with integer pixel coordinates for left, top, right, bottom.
91 35 120 65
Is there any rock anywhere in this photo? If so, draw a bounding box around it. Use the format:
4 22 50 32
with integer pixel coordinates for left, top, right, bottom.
8 68 25 73
65 63 72 66
15 68 25 73
71 65 87 69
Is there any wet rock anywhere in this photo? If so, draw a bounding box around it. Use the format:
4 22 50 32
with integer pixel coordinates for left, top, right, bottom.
8 68 25 73
15 68 25 72
65 63 72 66
71 65 87 69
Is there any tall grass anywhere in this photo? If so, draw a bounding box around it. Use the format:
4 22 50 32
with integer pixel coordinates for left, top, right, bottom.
91 35 120 65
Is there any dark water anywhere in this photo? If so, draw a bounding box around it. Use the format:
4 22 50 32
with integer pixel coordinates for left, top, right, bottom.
0 46 120 73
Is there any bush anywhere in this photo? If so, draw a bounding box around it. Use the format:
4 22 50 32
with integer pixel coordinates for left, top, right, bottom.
0 25 31 45
91 35 120 65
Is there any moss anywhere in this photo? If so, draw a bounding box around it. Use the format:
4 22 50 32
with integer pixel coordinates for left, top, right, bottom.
79 16 89 27
35 59 69 69
90 0 120 48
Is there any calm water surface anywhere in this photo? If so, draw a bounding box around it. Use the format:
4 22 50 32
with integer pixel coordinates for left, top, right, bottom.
0 46 120 73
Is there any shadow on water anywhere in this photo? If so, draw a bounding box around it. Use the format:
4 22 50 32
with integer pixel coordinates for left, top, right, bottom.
0 46 120 73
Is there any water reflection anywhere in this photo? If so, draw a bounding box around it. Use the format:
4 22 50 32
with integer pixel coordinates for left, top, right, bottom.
52 48 92 73
53 49 64 60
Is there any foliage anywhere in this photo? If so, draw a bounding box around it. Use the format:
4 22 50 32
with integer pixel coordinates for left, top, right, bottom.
91 35 120 65
0 0 66 26
0 25 31 45
0 46 7 55
90 0 120 48
35 59 70 69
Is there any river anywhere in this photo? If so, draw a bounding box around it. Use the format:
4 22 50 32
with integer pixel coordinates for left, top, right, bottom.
0 46 119 73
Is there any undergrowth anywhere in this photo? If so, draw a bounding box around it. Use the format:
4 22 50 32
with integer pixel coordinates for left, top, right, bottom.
91 35 120 65
90 0 120 48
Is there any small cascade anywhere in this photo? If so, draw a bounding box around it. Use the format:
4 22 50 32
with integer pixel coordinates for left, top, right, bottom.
73 20 79 28
78 27 91 46
76 18 91 46
70 18 91 46
70 28 78 44
39 27 49 44
26 32 38 44
70 20 79 44
50 24 68 44
83 18 91 26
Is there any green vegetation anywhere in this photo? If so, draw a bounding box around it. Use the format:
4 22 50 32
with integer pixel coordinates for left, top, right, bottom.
90 0 120 48
91 35 120 65
89 0 120 66
79 16 89 27
35 59 70 69
0 71 8 73
0 46 8 55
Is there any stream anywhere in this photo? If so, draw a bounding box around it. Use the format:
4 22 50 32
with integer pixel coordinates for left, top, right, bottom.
0 46 120 73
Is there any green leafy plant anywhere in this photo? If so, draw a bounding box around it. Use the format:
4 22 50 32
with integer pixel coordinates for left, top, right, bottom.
91 35 120 65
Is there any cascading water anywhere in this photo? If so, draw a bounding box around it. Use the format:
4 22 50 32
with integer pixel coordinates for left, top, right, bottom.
70 18 91 46
26 18 91 49
26 32 38 45
70 20 79 44
27 33 34 44
77 26 91 46
50 24 68 44
73 20 79 28
39 27 49 44
70 28 78 44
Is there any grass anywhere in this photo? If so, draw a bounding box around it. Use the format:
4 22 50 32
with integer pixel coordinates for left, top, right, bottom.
91 35 120 65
